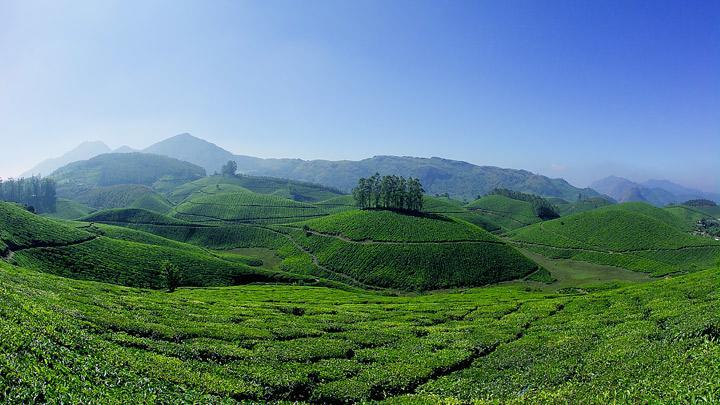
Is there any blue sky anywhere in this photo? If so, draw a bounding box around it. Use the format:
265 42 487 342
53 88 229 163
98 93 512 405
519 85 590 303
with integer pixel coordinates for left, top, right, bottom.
1 0 718 191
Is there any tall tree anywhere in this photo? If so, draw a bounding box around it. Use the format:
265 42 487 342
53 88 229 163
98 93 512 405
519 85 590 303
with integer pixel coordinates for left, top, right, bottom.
221 160 238 176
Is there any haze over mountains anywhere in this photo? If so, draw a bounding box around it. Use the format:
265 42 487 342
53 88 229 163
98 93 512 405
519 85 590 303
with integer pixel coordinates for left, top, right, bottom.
592 176 720 206
20 133 718 204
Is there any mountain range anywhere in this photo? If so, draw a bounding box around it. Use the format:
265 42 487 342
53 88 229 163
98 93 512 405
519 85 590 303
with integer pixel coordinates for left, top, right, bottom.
591 176 720 206
20 133 717 204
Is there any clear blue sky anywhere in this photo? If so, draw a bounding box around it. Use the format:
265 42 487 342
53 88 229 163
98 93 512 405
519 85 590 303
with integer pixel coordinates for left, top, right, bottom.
1 0 718 191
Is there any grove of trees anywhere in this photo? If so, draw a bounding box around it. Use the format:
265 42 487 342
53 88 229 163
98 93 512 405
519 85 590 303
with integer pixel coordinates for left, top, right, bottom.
352 173 424 212
221 160 238 176
0 176 57 213
488 188 560 220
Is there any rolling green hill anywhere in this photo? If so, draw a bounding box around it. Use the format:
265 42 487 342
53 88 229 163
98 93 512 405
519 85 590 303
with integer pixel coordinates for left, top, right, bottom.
72 184 174 213
509 203 720 275
83 208 189 225
172 189 336 224
169 175 343 204
0 201 335 290
50 153 205 197
1 258 719 403
46 198 95 220
284 210 540 290
465 195 542 231
553 196 615 216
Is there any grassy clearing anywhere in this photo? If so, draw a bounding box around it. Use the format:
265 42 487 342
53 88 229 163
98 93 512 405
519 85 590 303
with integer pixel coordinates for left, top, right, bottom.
1 261 719 403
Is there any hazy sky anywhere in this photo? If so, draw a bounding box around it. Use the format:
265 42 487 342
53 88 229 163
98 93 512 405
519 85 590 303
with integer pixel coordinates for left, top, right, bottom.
1 0 718 191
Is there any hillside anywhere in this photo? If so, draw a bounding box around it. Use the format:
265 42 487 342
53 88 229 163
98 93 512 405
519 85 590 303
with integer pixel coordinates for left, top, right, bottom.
1 258 719 402
168 175 343 204
465 194 542 231
509 203 720 275
72 184 173 213
553 196 615 216
285 210 540 290
50 153 206 197
171 189 339 224
142 134 601 201
0 201 331 289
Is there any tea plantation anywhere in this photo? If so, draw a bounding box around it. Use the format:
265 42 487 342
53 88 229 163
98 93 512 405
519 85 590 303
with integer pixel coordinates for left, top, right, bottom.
1 260 719 403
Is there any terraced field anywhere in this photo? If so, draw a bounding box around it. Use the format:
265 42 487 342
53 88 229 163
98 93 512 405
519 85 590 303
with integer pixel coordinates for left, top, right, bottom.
509 203 720 276
1 260 719 403
172 190 338 224
465 195 541 231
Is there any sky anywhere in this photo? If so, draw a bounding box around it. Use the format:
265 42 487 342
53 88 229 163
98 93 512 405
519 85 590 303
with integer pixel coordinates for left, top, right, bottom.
1 0 718 191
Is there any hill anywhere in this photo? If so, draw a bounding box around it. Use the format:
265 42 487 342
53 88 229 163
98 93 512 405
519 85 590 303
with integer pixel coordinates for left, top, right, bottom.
142 134 600 201
46 198 94 220
168 175 343 204
72 184 173 213
1 256 719 402
0 201 331 290
284 210 540 290
171 188 339 224
465 194 542 231
83 208 189 225
49 153 206 197
21 141 111 177
509 203 720 275
553 196 615 216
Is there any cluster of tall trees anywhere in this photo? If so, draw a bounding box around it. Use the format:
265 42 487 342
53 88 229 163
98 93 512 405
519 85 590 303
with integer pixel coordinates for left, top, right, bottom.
352 173 424 212
0 176 57 213
488 188 560 220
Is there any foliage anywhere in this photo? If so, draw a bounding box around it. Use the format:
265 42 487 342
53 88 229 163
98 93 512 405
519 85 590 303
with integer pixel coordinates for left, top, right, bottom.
465 194 542 232
83 208 189 225
487 188 560 220
0 176 57 213
221 160 238 176
161 261 181 292
684 198 717 207
352 173 424 212
1 261 720 402
73 184 173 213
45 198 94 220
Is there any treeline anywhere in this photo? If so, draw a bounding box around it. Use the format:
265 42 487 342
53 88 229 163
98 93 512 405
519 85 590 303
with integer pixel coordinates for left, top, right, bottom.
0 176 57 213
352 174 424 212
684 199 717 207
488 188 560 220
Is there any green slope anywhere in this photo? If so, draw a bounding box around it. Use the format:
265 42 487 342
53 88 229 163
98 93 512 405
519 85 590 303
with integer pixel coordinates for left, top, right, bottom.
0 202 337 290
509 203 720 275
83 208 190 225
72 184 174 213
51 152 206 196
553 196 615 216
172 189 334 224
169 175 343 204
45 198 95 220
285 210 539 290
1 260 719 402
465 195 541 231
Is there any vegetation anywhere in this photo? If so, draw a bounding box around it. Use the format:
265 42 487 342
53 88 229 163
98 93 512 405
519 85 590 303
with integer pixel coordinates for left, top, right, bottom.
73 184 173 213
352 174 424 212
683 198 717 207
509 203 720 275
45 198 94 220
221 160 238 176
0 176 57 213
83 208 190 225
161 261 181 292
1 260 720 402
465 194 542 232
50 153 205 197
487 188 560 220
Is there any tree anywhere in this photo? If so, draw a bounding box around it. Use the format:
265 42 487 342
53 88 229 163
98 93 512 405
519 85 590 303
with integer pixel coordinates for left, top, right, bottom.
351 175 424 212
221 160 237 176
161 261 181 292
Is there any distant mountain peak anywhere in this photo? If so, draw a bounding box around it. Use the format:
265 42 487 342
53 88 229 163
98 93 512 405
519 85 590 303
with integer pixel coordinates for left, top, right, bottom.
21 140 112 177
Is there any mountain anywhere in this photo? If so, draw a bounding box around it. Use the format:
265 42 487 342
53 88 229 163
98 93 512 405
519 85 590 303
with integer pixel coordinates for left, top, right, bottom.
592 176 719 206
21 141 111 177
143 134 601 201
49 153 206 197
142 133 236 173
113 145 137 153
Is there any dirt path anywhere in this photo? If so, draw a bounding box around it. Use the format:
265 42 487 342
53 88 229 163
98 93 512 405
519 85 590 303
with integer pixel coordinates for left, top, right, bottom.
295 228 506 246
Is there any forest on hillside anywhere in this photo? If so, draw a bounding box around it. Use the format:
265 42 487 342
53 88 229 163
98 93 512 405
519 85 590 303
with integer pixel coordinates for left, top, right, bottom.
0 177 56 213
